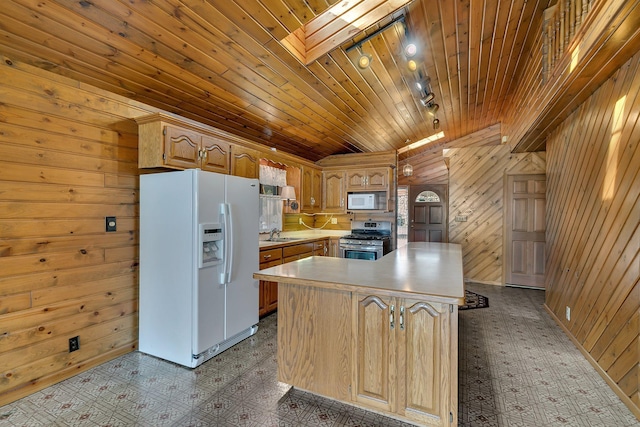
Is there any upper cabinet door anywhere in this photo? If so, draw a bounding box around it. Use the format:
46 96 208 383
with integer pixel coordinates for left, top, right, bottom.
301 166 323 213
365 168 388 190
346 168 389 191
346 171 367 189
163 125 201 169
201 135 230 174
231 146 259 179
322 171 345 212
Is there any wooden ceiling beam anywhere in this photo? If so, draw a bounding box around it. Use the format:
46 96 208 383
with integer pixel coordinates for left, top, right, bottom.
281 0 413 65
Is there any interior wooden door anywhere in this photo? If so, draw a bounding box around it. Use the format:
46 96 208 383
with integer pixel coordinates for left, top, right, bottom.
505 174 546 288
409 185 448 243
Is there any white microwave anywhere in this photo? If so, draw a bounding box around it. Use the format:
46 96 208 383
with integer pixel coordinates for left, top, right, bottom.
347 193 376 210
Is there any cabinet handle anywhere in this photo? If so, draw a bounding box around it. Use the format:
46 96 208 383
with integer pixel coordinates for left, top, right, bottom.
203 150 208 162
263 254 272 259
340 198 344 207
390 304 395 329
400 306 405 330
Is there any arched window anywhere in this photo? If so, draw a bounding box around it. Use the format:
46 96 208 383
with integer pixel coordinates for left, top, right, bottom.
415 190 440 203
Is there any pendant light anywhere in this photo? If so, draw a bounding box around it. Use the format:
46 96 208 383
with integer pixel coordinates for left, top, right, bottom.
402 139 413 177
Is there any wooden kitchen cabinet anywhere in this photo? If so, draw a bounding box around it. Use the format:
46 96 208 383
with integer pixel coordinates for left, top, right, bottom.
255 244 462 426
231 146 259 179
137 114 231 173
259 247 283 317
322 170 346 212
353 293 453 425
301 166 323 212
346 168 389 191
328 237 341 257
259 239 328 317
313 240 327 256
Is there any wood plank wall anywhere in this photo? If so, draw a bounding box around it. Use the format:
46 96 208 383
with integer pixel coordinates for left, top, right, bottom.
398 124 501 186
544 50 640 415
446 146 545 284
0 56 159 404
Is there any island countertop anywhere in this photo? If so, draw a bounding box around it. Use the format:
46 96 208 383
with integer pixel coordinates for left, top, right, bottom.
253 242 464 304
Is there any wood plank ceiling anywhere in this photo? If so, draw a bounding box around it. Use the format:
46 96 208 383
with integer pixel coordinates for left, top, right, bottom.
0 0 549 162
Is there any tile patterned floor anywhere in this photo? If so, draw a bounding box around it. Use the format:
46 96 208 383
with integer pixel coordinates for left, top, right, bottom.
1 283 639 426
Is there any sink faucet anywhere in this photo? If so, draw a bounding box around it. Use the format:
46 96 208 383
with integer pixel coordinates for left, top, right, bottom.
269 228 281 240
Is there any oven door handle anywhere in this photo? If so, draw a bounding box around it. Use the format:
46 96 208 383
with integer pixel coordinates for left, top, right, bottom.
340 244 382 251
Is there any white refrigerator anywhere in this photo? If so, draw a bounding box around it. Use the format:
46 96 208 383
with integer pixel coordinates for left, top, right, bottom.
139 169 259 368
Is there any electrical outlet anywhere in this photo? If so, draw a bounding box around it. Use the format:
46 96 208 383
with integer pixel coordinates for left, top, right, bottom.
331 218 338 224
69 336 80 352
565 306 571 321
105 216 117 232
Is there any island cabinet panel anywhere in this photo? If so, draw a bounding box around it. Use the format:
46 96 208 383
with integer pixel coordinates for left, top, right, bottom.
353 295 394 412
398 300 451 425
277 283 352 401
353 295 451 425
255 244 463 426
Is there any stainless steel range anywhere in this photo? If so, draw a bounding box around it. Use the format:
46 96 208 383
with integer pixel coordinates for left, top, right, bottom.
339 221 392 261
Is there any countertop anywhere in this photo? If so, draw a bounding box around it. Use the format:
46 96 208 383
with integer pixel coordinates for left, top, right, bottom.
254 242 465 304
258 230 348 248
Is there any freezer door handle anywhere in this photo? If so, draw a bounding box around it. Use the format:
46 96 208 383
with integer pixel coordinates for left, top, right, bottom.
220 203 234 285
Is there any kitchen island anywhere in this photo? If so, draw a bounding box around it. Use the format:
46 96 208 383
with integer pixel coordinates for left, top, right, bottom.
253 242 464 426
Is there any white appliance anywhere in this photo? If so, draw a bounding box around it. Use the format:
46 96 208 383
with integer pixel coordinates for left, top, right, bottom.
139 169 259 368
347 192 377 210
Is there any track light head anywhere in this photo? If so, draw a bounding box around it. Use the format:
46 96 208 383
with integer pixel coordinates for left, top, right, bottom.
404 43 417 58
427 103 439 116
420 92 434 107
357 53 372 69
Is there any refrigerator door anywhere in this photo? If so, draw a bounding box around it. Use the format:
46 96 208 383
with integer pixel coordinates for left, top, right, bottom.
139 170 195 367
224 174 259 339
194 170 226 354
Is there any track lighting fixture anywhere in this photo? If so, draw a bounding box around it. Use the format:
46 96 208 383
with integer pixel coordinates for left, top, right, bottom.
420 92 434 107
344 15 406 71
407 59 418 72
433 118 440 129
427 103 439 116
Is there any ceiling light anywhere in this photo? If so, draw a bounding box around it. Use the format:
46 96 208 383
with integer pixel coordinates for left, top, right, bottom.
404 43 417 58
420 92 434 106
397 131 445 153
407 59 418 72
427 103 439 116
402 163 414 177
357 53 372 69
433 118 440 129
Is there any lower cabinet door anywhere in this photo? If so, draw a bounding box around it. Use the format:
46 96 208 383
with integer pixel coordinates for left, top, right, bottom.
353 294 452 425
353 294 394 412
397 299 451 425
265 281 278 313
